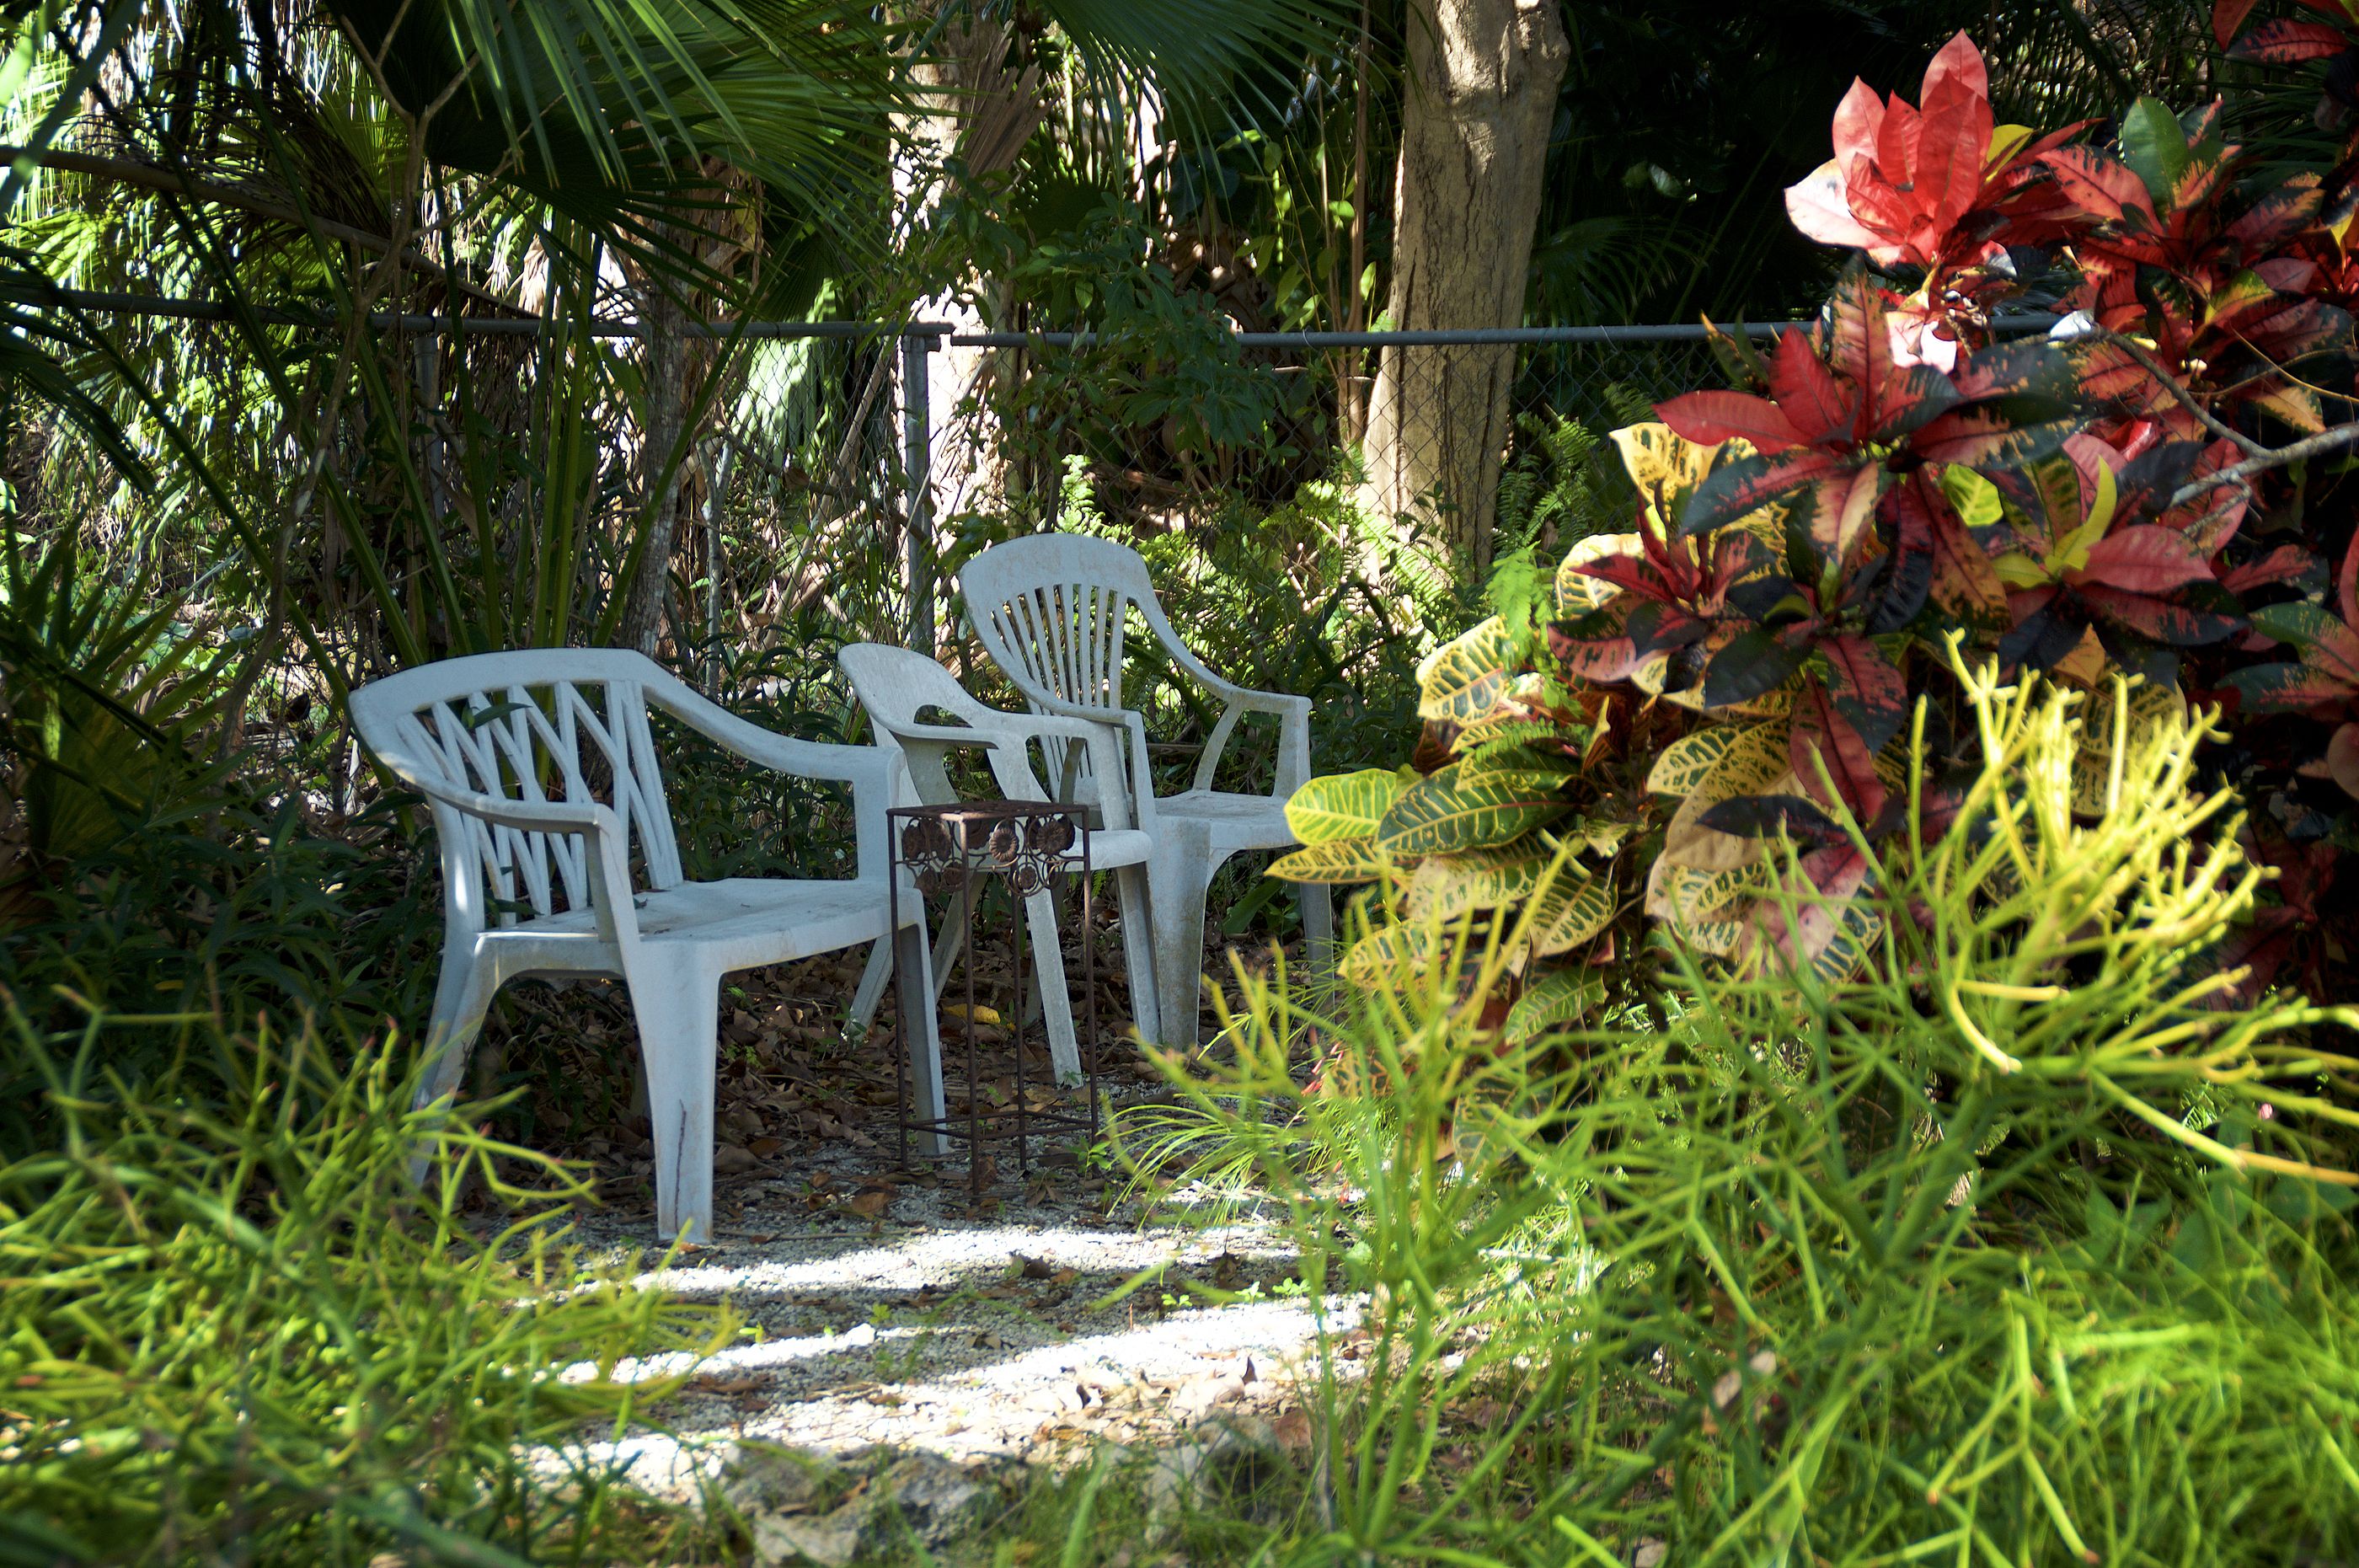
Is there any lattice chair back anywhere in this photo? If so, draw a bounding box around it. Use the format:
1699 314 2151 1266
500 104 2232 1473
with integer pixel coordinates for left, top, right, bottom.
350 650 685 944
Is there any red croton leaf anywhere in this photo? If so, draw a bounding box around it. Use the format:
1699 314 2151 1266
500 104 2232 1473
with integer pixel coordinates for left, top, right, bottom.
2070 525 2219 593
2220 543 2317 595
1905 473 2010 627
1657 387 1807 451
1792 681 1891 821
1816 632 1909 751
1679 447 1849 537
1744 842 1875 973
1546 610 1644 685
2073 585 2244 645
2212 0 2260 46
2228 16 2350 62
2329 722 2359 800
1869 364 1966 441
1768 329 1858 444
2223 603 2359 709
2040 144 2160 227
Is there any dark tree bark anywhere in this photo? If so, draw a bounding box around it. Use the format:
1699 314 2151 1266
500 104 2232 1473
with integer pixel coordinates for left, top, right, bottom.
1357 0 1569 575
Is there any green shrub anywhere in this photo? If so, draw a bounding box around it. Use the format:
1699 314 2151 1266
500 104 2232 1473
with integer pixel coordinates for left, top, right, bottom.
1122 667 2359 1565
0 1003 729 1566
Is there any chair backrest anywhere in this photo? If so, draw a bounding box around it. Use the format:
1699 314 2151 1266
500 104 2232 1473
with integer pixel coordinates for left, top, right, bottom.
838 642 999 738
350 650 683 930
837 643 1048 806
958 533 1163 718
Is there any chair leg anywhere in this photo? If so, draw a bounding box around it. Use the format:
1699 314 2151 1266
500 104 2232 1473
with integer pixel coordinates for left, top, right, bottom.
847 920 966 1034
895 915 949 1156
633 968 721 1245
1298 882 1336 976
1112 864 1160 1047
404 957 499 1187
1147 834 1220 1049
1023 887 1083 1084
414 957 498 1111
847 939 895 1032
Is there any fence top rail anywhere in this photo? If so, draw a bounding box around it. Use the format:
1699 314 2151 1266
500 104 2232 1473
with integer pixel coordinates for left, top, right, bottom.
19 286 2062 345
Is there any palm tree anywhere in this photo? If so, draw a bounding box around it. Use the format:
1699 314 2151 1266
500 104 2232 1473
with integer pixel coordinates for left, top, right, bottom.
0 0 1347 686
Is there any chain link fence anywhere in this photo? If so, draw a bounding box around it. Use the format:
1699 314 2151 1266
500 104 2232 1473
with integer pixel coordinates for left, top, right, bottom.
33 290 1783 676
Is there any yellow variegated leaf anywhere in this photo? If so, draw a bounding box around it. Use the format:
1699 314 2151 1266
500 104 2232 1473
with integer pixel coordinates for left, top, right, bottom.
1521 871 1617 958
1452 714 1562 756
1648 725 1748 797
1401 842 1551 923
1376 763 1570 856
1340 922 1438 988
1502 968 1606 1046
1286 768 1414 844
2070 680 2185 816
1805 904 1884 987
1659 763 1812 876
1698 721 1794 798
1646 858 1768 955
1417 615 1522 724
1570 818 1636 858
1554 531 1640 615
1269 838 1391 884
1610 422 1757 528
1458 743 1575 784
1987 122 2037 169
2255 381 2324 433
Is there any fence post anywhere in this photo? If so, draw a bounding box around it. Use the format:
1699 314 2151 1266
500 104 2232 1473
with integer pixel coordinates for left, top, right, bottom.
901 328 937 656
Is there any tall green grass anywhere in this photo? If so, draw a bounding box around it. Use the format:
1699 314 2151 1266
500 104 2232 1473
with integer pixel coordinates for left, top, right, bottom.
1117 667 2359 1565
0 1002 730 1565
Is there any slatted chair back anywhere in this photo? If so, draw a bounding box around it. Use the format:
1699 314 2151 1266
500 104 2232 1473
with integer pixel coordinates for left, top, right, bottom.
958 532 1163 720
350 650 684 935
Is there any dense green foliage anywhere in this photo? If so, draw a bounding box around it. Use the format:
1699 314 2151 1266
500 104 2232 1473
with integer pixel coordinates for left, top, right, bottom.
10 3 2359 1562
1121 668 2359 1564
0 1007 729 1565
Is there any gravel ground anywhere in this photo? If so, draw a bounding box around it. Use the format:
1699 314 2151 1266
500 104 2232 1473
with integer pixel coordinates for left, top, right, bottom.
543 1131 1357 1501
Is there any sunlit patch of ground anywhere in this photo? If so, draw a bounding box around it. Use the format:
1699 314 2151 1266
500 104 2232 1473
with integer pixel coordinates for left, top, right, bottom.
539 1211 1359 1500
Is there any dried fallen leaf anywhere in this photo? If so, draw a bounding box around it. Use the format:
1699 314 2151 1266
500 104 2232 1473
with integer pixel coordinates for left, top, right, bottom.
845 1185 895 1220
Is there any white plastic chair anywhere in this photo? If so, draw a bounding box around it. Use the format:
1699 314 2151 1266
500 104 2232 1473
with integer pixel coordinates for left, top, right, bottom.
350 649 943 1244
837 643 1164 1067
957 533 1333 1045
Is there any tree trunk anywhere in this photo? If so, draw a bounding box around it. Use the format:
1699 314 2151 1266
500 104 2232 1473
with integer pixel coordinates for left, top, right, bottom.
1357 0 1568 576
896 13 1040 538
620 265 693 658
617 169 757 658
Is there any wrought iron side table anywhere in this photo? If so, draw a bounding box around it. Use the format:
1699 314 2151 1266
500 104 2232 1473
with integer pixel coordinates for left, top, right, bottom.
887 800 1103 1199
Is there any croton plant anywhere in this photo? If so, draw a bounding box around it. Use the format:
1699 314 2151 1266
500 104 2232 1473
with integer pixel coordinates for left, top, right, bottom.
1276 17 2359 1038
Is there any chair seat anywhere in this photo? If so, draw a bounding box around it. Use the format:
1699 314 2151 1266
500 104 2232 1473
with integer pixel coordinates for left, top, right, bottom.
511 877 910 975
1157 790 1296 856
1065 827 1151 867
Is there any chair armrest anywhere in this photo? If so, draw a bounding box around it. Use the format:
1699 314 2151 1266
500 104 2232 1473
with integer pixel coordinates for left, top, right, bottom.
1193 690 1312 798
868 716 1017 752
402 769 612 836
641 676 906 884
1127 590 1311 795
1018 694 1158 831
400 773 642 947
